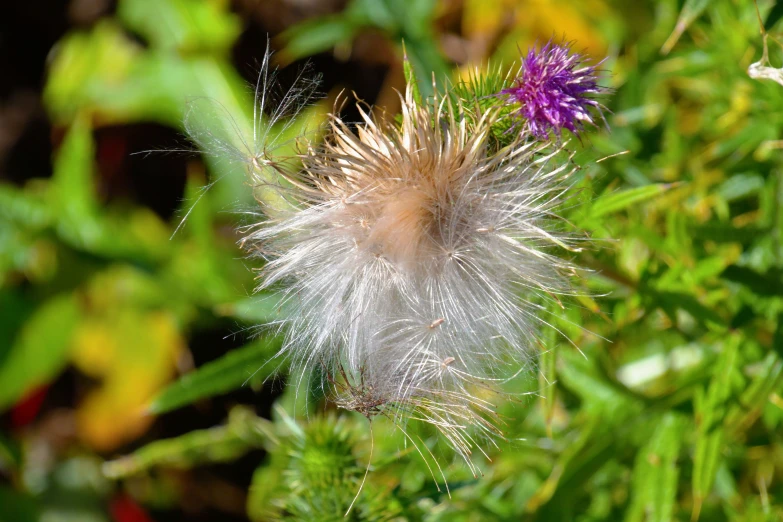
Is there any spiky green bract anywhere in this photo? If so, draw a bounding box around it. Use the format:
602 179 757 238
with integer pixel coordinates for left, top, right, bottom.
267 415 403 521
447 63 519 151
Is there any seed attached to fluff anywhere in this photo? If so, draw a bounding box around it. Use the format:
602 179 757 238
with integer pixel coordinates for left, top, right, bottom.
241 80 584 473
499 41 608 139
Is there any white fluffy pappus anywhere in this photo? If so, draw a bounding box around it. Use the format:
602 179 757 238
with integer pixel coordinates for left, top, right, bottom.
180 41 322 233
240 84 585 473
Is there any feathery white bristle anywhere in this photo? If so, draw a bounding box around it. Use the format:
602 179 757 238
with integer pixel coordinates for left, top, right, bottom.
183 40 322 217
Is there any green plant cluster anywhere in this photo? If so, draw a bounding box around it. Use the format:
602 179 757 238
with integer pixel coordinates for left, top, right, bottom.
2 0 783 520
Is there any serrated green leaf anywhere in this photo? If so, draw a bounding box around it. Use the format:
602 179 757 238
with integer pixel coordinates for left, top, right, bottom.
588 183 676 219
103 407 275 478
0 293 81 411
148 336 283 415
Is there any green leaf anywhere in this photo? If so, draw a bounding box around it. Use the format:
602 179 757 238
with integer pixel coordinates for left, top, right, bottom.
692 336 740 521
400 34 450 99
650 290 725 329
689 223 769 245
103 407 276 478
214 293 288 324
587 183 676 220
46 87 170 262
725 352 783 434
0 432 21 473
280 0 448 97
280 16 359 62
43 20 261 209
51 115 98 222
179 173 215 249
0 293 81 411
661 0 712 54
764 2 783 31
0 486 38 522
717 173 765 201
117 0 241 53
625 413 685 522
0 185 53 229
557 349 641 414
148 336 283 414
44 21 145 125
722 265 783 297
247 464 285 521
775 313 783 359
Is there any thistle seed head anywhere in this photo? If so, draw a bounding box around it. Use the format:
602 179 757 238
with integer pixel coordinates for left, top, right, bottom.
243 84 582 411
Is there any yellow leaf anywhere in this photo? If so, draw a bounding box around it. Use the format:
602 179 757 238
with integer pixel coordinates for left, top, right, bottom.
71 321 117 378
74 304 184 451
489 0 611 67
462 0 510 39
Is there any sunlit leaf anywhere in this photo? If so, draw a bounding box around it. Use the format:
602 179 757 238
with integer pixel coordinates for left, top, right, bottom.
51 115 97 222
625 413 685 522
148 336 283 415
117 0 241 53
280 16 359 62
214 293 288 324
587 183 677 220
103 407 275 478
71 270 185 450
0 294 80 411
725 351 783 435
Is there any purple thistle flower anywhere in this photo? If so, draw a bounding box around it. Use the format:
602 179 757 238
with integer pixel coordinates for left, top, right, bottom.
500 41 607 139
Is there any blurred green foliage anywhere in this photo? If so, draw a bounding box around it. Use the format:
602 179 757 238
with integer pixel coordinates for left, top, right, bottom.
2 0 783 520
